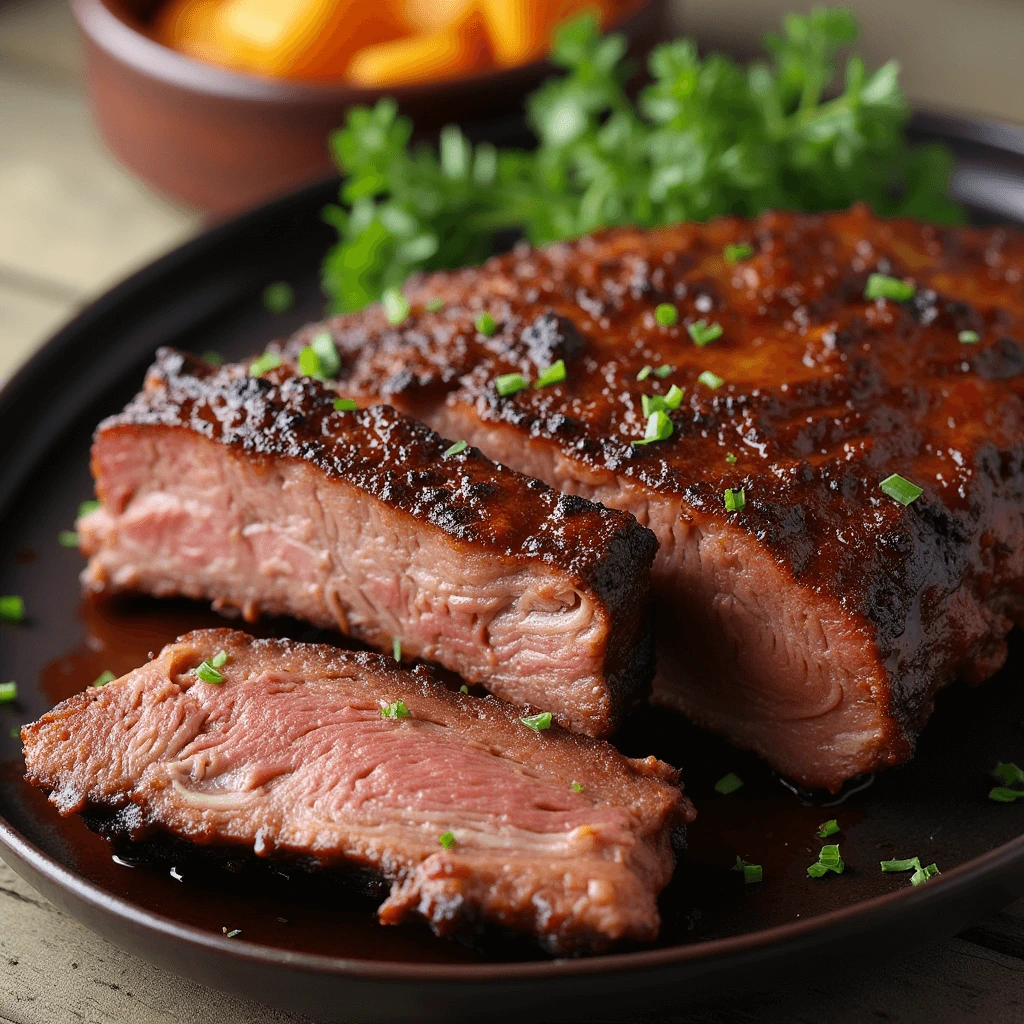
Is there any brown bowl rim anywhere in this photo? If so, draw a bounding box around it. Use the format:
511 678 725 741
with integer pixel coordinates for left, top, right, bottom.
70 0 662 105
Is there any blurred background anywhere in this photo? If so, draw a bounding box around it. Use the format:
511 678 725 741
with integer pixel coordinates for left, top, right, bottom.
1 0 1022 379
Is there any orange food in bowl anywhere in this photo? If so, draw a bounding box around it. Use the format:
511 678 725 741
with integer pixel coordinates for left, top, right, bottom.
396 0 476 34
479 0 618 67
153 0 236 64
153 0 644 84
346 6 490 87
155 0 406 79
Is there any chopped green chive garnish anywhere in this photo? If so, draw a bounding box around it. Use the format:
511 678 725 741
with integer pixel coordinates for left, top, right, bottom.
202 350 225 366
880 473 923 506
92 670 116 688
688 320 724 347
911 862 940 885
495 372 528 396
194 660 225 685
309 331 341 378
992 762 1024 787
78 499 101 518
297 347 321 378
459 684 469 694
249 352 282 378
439 831 458 849
631 410 674 446
520 711 552 732
639 364 673 380
733 856 762 884
333 397 358 412
262 282 295 313
641 385 685 417
714 772 743 795
0 596 25 623
425 297 445 313
880 855 940 884
724 242 755 265
865 273 915 302
381 700 410 719
392 637 402 662
724 488 746 512
0 682 17 703
9 726 19 739
958 330 980 344
534 359 566 388
818 819 840 839
211 650 229 669
223 928 242 939
726 452 737 464
382 287 410 325
698 370 724 390
989 762 1024 801
444 440 468 457
655 303 678 327
475 312 497 336
880 856 922 873
570 781 583 793
989 787 1024 802
59 530 79 548
807 844 845 877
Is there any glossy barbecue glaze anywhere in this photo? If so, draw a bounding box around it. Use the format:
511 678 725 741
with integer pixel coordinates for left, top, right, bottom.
284 205 1024 791
110 349 656 584
21 629 692 953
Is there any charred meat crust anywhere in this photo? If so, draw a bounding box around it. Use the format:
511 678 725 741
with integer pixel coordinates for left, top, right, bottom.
87 348 658 734
108 348 657 628
284 209 1024 650
23 629 692 953
282 205 1024 787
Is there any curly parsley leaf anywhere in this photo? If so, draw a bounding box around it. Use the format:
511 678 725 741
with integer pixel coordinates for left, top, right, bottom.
321 9 961 313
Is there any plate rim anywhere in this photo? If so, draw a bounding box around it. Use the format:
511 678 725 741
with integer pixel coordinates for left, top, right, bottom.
1 814 1023 982
2 107 1024 987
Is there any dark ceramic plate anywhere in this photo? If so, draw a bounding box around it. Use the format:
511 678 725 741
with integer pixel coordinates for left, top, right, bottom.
1 112 1024 1024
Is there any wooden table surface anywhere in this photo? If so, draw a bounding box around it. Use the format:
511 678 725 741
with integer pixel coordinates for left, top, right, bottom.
0 2 1022 1021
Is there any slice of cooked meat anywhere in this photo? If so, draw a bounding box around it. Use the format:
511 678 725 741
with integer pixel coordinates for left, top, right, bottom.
21 629 691 953
78 349 657 739
283 204 1024 792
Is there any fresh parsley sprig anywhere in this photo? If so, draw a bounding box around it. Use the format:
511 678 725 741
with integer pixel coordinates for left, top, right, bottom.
321 8 961 314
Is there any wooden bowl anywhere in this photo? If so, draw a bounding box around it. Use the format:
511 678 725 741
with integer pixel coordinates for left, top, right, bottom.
70 0 667 217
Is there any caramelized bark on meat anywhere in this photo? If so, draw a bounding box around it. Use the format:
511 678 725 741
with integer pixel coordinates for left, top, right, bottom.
21 630 691 953
283 205 1024 791
79 350 657 738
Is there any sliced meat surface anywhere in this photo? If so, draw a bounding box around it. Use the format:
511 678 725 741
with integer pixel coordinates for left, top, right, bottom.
79 349 657 738
283 204 1024 791
21 629 691 953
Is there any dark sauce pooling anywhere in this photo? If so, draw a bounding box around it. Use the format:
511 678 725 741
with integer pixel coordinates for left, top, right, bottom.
4 595 1024 963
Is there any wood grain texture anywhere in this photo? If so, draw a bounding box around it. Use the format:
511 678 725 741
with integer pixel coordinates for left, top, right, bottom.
0 860 319 1024
0 279 78 380
0 64 200 296
1 856 1022 1024
0 0 199 381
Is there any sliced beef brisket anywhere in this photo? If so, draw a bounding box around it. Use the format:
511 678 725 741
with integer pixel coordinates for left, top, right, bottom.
79 350 656 738
283 205 1024 791
21 629 691 952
